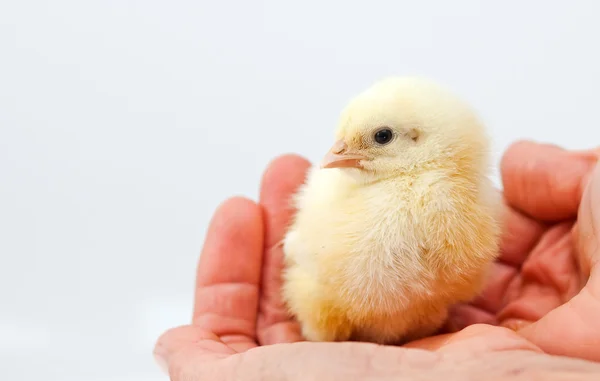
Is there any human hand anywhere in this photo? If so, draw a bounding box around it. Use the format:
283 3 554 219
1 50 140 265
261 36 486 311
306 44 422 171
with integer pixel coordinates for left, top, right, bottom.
154 145 600 379
431 141 600 362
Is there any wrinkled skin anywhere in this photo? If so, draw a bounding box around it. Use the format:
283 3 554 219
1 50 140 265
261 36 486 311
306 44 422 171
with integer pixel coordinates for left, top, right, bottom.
154 141 600 380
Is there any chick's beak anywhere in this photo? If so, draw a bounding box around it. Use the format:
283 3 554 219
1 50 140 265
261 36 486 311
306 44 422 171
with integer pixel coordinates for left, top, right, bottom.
320 140 368 169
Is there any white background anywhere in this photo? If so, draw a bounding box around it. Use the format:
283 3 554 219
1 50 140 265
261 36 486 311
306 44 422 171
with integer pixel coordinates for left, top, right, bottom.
1 1 600 380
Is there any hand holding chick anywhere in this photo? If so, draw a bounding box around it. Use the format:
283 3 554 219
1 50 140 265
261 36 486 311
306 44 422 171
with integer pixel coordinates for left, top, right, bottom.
281 77 501 344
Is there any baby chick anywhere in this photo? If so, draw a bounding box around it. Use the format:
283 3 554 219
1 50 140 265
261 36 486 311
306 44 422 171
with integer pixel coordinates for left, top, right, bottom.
281 77 501 345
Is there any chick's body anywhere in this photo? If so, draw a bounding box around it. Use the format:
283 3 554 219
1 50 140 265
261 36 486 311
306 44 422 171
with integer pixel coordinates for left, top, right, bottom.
282 77 501 344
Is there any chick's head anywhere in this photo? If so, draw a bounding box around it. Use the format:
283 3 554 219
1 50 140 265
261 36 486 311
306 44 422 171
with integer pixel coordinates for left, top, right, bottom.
321 77 490 181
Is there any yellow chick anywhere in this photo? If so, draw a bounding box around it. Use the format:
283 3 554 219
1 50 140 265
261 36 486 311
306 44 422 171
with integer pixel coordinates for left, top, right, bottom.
281 76 501 344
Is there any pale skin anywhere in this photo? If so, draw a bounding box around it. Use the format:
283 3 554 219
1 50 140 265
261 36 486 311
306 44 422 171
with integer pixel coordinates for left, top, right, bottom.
154 140 600 380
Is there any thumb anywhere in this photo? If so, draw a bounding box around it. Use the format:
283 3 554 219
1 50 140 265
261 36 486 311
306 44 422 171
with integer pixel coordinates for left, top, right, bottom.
575 161 600 290
518 162 600 362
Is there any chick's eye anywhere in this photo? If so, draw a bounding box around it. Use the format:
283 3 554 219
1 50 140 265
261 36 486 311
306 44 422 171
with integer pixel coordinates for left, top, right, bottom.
373 128 393 145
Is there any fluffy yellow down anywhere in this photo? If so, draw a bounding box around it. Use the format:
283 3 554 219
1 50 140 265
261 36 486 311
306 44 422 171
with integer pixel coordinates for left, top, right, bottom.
281 77 501 344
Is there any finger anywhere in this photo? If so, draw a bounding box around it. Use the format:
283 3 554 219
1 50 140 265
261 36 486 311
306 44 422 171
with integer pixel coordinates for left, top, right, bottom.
470 262 518 313
192 197 264 348
575 162 600 282
445 304 497 331
501 141 598 221
517 286 600 362
154 325 233 369
405 324 541 354
496 222 578 327
436 325 542 360
154 325 239 378
257 154 311 345
260 154 311 248
498 204 546 266
474 220 576 317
